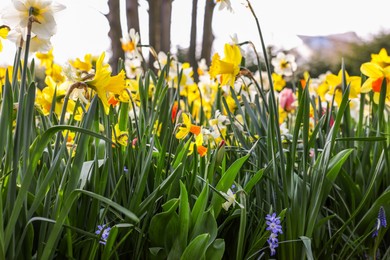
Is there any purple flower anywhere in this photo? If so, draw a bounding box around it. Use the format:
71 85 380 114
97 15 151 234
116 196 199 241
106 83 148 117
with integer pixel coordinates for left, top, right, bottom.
372 206 387 237
265 212 283 256
266 213 283 234
267 234 279 256
95 224 111 245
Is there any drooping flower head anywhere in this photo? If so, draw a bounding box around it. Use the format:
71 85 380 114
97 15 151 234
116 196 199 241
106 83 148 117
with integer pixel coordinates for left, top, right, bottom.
215 0 233 12
210 43 242 87
1 0 66 39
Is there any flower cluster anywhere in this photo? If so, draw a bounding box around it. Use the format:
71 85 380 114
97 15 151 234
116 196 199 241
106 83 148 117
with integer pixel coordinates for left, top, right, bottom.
372 206 387 237
95 224 111 245
265 212 283 256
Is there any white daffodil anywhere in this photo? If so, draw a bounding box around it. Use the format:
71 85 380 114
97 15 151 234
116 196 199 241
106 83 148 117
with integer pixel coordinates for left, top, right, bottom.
222 188 236 211
1 0 66 39
271 52 297 77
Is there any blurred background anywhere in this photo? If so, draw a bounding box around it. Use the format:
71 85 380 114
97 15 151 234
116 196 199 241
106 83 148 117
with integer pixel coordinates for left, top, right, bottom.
0 0 389 77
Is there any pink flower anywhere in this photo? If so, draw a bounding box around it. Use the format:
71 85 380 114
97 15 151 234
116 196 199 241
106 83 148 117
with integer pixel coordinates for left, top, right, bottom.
279 88 295 112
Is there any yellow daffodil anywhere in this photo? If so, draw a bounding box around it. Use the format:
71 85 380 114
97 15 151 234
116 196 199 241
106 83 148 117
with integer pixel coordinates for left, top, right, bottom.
370 48 390 68
360 62 390 104
0 66 13 89
35 76 76 116
188 133 208 157
272 73 286 91
70 54 93 73
112 124 128 146
46 63 65 83
175 113 201 139
85 52 126 114
0 25 10 52
326 70 361 106
209 43 242 87
36 48 54 68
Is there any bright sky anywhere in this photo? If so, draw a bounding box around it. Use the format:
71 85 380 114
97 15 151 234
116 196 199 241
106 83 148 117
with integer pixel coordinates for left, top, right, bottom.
0 0 389 66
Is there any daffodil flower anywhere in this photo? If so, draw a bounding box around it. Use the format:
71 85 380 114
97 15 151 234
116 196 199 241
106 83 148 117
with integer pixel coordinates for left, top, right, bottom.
210 43 242 87
222 188 236 211
360 62 390 104
1 0 65 39
121 28 140 58
325 70 361 106
271 52 297 77
370 48 390 68
0 25 10 52
175 113 201 139
112 124 128 146
188 133 208 157
85 52 126 114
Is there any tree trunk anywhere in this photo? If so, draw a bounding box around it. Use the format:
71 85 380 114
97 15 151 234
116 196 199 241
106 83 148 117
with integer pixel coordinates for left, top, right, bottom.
106 0 124 74
201 0 216 65
126 0 140 36
189 0 198 81
147 0 161 68
160 0 172 54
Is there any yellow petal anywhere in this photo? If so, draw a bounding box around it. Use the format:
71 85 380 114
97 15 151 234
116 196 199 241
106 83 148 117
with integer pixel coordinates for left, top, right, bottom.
361 62 383 78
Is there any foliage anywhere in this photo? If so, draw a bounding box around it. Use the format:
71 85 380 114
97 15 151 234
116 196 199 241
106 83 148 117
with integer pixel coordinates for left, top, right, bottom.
0 1 389 259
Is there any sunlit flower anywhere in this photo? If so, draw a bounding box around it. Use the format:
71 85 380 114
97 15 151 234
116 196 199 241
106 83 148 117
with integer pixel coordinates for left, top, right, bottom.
70 53 93 73
272 73 286 92
1 0 66 39
125 57 142 79
271 52 297 77
121 28 140 58
35 76 75 116
175 113 201 139
370 48 390 68
0 25 10 52
36 48 54 68
0 66 13 88
45 63 65 83
215 0 233 12
85 52 127 114
325 70 361 106
360 62 390 104
209 43 242 87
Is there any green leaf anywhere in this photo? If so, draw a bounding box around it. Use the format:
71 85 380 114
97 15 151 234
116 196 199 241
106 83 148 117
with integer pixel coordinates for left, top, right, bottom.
179 181 190 250
205 239 225 260
180 233 210 260
244 168 264 194
210 154 250 217
101 226 118 259
326 149 353 182
300 236 314 260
